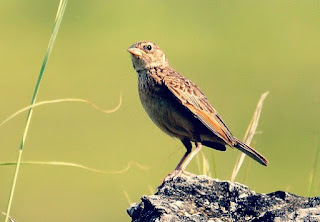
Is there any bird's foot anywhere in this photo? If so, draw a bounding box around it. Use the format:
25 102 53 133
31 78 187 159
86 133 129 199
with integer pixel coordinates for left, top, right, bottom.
163 169 191 182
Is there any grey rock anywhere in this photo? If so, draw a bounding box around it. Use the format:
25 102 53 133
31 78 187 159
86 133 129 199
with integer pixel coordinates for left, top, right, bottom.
127 174 320 222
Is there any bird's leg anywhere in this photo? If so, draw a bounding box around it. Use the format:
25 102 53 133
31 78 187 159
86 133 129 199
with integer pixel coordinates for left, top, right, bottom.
174 150 191 171
164 147 191 181
164 142 202 181
179 142 202 172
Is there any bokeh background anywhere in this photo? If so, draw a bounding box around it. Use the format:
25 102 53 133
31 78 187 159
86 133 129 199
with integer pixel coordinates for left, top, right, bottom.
0 1 319 221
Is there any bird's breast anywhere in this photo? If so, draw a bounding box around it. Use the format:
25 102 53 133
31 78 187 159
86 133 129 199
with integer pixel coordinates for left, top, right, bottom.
137 72 196 139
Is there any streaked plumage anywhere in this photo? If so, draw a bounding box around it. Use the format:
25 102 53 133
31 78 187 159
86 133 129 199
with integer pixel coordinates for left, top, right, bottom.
128 41 268 179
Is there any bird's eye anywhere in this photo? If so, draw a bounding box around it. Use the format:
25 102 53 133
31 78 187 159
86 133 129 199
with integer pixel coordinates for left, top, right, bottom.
146 45 152 51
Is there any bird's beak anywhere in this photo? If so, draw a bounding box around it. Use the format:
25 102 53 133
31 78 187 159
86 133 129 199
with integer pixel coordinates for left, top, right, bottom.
127 47 144 57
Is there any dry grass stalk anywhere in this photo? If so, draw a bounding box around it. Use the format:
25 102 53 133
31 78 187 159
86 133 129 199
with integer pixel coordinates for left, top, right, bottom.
308 136 320 196
230 91 269 182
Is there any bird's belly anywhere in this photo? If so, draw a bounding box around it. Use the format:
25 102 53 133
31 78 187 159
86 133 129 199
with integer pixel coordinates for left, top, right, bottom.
138 85 194 139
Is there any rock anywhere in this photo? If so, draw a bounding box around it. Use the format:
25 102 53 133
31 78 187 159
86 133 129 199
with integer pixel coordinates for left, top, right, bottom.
127 174 320 222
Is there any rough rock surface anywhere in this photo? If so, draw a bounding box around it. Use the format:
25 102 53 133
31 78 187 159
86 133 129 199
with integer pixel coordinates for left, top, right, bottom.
127 174 320 222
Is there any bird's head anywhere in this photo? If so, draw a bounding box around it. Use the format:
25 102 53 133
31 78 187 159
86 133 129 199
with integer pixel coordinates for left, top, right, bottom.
128 41 169 71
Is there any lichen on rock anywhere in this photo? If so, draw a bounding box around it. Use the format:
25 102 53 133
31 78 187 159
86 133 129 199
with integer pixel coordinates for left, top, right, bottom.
127 174 320 222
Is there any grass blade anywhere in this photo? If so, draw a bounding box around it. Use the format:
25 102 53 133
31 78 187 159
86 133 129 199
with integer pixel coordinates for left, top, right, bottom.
148 185 155 195
210 152 217 178
308 136 320 196
0 161 149 174
200 151 211 177
230 91 269 182
123 190 132 205
0 96 122 128
5 1 68 221
1 212 16 222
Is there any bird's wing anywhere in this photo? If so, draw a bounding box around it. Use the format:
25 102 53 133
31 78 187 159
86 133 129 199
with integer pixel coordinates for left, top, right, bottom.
162 70 235 146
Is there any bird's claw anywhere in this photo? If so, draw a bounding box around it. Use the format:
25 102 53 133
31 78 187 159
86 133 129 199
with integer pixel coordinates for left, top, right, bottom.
163 169 191 182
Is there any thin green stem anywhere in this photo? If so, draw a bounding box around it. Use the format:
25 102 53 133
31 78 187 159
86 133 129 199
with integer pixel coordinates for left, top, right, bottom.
4 150 22 222
308 136 319 196
5 1 68 221
210 152 217 178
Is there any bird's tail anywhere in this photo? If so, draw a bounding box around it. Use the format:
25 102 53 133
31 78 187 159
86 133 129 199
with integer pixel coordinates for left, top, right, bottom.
234 138 268 166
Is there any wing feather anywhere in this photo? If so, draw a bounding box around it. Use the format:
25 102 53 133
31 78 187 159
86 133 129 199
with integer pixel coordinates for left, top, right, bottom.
162 71 235 146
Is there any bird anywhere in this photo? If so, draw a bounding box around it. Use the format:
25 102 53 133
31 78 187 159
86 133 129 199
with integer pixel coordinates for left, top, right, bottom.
127 41 268 179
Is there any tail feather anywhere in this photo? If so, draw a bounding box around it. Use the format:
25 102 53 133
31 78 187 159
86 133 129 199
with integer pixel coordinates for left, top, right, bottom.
234 138 268 166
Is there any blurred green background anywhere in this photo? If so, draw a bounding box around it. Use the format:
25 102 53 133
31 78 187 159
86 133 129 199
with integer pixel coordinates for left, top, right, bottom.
0 0 319 221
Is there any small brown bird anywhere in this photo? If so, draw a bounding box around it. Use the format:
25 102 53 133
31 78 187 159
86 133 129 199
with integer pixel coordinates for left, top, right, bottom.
128 41 268 179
